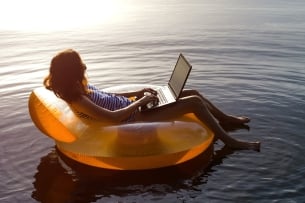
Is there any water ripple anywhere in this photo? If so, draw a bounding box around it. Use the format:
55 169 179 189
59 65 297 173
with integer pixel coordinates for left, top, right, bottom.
1 0 305 202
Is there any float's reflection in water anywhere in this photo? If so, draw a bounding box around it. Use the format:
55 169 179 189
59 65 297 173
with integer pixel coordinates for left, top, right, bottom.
32 144 224 202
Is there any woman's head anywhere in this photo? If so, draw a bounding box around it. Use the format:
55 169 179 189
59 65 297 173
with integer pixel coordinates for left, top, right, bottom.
44 49 88 102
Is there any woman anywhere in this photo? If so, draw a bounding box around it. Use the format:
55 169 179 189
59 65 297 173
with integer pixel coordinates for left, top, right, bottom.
44 49 260 151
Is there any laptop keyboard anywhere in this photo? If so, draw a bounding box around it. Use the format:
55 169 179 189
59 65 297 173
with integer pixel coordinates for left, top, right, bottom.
157 88 167 104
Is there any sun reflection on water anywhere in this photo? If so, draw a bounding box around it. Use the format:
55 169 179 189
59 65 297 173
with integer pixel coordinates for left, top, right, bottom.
0 0 127 32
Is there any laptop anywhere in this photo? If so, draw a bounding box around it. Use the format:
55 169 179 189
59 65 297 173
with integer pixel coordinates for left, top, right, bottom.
141 53 192 111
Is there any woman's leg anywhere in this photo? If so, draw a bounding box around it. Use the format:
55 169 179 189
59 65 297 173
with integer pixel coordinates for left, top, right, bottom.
135 95 260 151
181 89 250 124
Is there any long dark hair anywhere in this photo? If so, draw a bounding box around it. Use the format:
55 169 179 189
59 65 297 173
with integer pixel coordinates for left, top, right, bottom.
44 49 88 102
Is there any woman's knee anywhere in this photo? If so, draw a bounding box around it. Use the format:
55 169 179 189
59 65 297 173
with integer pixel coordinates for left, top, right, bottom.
182 95 206 110
182 89 200 97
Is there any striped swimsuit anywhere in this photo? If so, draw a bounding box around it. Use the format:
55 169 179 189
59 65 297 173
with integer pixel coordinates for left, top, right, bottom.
86 84 136 122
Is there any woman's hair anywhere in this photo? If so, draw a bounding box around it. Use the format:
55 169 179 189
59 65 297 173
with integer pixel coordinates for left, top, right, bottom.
44 49 88 102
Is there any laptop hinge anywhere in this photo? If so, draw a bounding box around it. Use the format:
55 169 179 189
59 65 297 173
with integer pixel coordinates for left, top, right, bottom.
168 83 178 98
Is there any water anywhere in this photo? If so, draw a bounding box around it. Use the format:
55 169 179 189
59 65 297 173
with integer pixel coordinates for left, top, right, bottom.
1 0 305 202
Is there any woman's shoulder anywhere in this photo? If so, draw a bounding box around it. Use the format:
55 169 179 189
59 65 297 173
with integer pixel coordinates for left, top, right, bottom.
70 94 91 107
87 84 112 98
88 84 99 91
70 93 101 116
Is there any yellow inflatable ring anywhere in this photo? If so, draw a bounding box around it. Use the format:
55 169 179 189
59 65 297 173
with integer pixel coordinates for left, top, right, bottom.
28 85 214 170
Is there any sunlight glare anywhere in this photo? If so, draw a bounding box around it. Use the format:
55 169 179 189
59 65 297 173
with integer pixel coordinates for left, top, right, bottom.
0 0 125 31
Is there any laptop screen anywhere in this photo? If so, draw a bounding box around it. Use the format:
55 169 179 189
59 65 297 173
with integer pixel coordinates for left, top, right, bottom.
168 54 192 98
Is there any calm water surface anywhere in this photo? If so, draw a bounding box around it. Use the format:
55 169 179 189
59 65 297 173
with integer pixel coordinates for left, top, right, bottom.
1 0 305 202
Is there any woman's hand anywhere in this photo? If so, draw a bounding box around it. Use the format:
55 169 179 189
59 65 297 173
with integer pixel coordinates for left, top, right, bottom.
113 88 157 99
137 88 157 98
137 92 159 107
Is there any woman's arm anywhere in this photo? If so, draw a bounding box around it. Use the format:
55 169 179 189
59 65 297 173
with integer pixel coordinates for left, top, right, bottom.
113 88 157 99
70 94 157 123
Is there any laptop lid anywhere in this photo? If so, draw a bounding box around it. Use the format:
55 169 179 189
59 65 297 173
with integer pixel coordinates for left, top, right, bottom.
168 53 192 98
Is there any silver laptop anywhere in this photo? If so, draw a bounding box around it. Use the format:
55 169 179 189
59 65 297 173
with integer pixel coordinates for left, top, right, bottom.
142 53 192 111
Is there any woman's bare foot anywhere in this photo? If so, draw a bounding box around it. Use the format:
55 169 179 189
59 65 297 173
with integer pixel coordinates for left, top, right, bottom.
220 115 250 124
220 123 250 132
227 140 260 151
